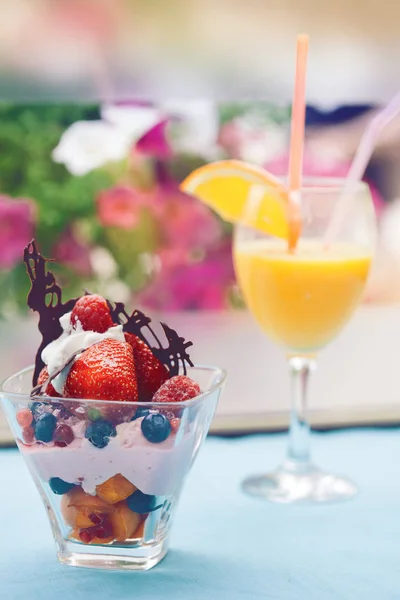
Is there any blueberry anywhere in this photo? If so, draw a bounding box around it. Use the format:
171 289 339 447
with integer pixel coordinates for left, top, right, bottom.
34 412 57 442
85 420 116 449
141 413 171 443
130 407 151 421
126 490 162 514
49 477 75 495
29 401 47 420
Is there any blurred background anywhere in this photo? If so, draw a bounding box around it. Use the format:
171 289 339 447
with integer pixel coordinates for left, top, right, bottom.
1 0 400 438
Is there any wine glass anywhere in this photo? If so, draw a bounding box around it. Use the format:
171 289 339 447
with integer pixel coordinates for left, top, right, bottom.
233 177 376 504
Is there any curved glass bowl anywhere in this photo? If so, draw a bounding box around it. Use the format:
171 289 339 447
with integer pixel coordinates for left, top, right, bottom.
1 365 225 571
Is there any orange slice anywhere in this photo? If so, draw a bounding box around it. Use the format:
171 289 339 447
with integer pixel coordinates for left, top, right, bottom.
180 160 291 239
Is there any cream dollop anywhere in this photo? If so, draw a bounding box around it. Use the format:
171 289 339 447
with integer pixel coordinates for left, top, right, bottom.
41 311 125 393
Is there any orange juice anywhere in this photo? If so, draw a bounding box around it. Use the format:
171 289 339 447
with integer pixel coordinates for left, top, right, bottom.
234 239 372 353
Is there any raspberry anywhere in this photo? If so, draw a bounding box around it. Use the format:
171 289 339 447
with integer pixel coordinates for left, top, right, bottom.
53 424 74 447
71 294 114 334
64 338 138 402
37 366 60 398
152 375 201 404
124 333 169 401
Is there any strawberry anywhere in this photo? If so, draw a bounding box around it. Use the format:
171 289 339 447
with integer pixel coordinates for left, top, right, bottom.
37 366 60 397
64 339 138 402
71 294 114 334
124 333 169 402
152 375 200 404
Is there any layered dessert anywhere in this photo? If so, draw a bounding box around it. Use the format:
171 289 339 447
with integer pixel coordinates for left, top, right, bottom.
13 240 210 549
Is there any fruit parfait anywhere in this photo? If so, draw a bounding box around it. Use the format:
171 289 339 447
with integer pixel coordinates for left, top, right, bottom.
1 241 225 570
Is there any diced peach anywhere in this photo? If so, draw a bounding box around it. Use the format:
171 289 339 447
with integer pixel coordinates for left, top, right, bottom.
110 501 141 542
66 487 113 512
75 509 96 528
61 495 78 527
96 474 136 505
133 519 146 539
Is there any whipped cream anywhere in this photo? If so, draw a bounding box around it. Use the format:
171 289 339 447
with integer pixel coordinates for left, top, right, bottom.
41 312 125 393
23 419 197 496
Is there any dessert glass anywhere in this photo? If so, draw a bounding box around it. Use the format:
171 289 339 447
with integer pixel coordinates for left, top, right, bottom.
1 364 225 571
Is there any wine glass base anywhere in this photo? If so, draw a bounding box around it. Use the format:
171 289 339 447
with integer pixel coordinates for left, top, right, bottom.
242 462 358 505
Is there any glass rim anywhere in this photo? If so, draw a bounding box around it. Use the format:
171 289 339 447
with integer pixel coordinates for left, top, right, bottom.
276 176 369 194
0 364 226 409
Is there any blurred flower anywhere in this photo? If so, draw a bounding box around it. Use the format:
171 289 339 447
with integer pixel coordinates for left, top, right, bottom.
101 104 162 139
0 196 35 269
138 242 235 311
136 120 172 158
147 166 221 250
52 227 92 276
161 191 221 250
218 116 287 165
97 185 147 229
90 246 118 279
161 100 220 159
52 121 133 176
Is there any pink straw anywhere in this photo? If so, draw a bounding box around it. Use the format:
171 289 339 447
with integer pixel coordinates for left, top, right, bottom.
287 34 309 251
324 89 400 243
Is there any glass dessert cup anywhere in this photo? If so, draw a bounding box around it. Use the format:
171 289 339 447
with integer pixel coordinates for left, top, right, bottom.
1 364 225 570
234 178 376 504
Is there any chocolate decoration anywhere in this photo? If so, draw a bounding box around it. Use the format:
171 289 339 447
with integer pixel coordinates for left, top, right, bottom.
24 241 77 385
24 240 194 387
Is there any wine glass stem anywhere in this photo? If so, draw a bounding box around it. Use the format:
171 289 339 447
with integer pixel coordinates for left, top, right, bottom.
286 356 316 469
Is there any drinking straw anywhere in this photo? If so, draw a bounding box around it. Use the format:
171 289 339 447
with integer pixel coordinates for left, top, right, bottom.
324 89 400 244
287 34 309 251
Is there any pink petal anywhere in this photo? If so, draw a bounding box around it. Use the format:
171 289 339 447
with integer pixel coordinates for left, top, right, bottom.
0 196 36 269
136 120 173 159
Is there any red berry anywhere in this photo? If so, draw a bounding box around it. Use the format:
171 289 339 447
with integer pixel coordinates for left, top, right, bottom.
91 520 113 539
125 333 169 401
22 427 35 444
64 338 138 402
89 513 105 525
37 366 60 398
71 294 114 334
54 424 74 447
153 375 201 404
16 409 33 428
79 529 94 544
170 417 180 434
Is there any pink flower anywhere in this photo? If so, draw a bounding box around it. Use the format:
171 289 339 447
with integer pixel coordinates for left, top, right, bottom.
52 227 92 277
136 120 173 159
150 172 222 250
162 193 221 250
138 242 235 311
97 185 146 229
0 196 35 269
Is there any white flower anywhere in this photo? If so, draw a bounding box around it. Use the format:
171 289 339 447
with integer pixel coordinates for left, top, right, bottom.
101 104 162 138
89 246 118 279
52 120 134 176
236 116 287 166
161 99 220 159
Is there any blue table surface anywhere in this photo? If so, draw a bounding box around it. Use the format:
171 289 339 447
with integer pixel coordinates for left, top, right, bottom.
1 429 400 600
